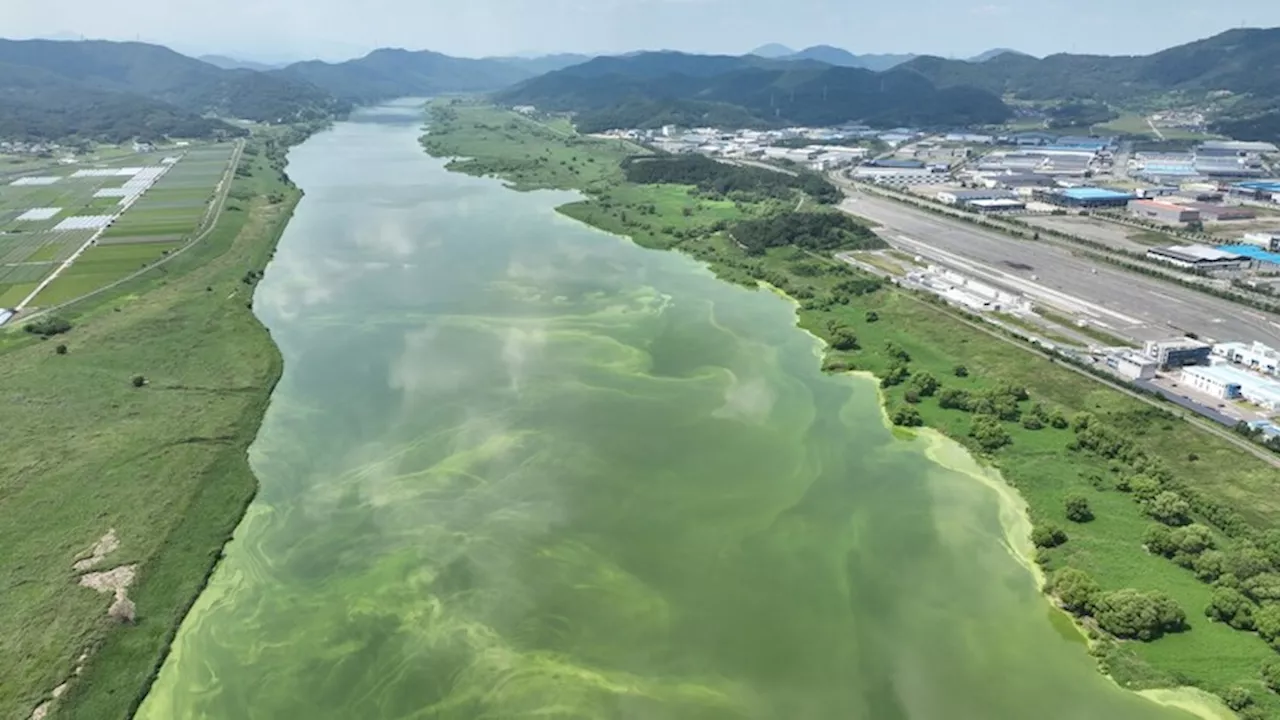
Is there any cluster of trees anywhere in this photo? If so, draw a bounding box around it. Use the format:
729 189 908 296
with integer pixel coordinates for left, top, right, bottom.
23 315 71 337
621 155 841 204
1065 407 1280 697
574 99 766 136
731 212 884 256
1044 100 1118 129
1048 568 1187 641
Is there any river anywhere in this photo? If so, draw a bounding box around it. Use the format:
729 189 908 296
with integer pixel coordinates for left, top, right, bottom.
136 101 1198 720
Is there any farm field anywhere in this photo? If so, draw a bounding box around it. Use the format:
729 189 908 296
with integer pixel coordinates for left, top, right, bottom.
0 143 234 311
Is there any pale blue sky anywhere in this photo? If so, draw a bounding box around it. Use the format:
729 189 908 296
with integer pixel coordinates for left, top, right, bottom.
10 0 1280 63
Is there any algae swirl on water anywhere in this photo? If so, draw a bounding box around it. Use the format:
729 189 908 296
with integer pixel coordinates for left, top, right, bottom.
138 103 1199 719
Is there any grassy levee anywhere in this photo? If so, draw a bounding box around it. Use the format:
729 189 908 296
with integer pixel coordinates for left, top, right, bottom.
0 130 305 720
424 101 1280 718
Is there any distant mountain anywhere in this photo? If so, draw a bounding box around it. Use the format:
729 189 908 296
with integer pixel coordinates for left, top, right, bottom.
274 48 535 104
199 54 284 72
495 51 1011 131
490 53 593 75
902 28 1280 105
749 43 795 59
968 48 1029 63
787 45 917 71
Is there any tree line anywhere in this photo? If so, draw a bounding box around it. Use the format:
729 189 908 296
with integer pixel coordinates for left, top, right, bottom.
622 154 842 204
730 212 884 256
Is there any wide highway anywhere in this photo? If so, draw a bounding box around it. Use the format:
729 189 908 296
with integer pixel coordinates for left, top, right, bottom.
839 190 1280 347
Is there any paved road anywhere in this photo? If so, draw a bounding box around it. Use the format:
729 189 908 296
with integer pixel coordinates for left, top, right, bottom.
841 190 1280 347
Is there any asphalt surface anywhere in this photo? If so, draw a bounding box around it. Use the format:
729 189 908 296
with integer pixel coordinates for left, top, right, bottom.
840 190 1280 347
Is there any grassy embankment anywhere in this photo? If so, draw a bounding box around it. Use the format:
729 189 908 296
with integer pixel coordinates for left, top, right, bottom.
0 129 306 720
424 101 1280 717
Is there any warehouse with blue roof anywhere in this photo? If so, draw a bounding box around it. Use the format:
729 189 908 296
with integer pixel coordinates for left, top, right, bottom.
1035 187 1135 208
1229 180 1280 200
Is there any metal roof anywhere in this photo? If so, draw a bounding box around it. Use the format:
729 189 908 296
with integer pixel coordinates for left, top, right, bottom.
1217 244 1280 265
1150 245 1246 263
1060 187 1133 200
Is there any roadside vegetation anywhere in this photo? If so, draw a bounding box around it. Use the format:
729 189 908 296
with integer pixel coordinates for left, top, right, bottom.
423 99 1280 718
0 126 310 720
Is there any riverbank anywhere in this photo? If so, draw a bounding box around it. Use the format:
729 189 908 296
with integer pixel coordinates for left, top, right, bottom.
422 100 1280 717
0 128 310 720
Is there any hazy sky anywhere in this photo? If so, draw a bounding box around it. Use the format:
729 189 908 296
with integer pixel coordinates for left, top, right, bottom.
10 0 1280 63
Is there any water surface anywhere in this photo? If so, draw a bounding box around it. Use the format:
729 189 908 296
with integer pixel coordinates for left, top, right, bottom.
138 102 1194 720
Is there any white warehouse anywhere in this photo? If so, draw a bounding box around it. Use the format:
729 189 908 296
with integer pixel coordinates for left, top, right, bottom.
1213 341 1280 376
1180 363 1280 411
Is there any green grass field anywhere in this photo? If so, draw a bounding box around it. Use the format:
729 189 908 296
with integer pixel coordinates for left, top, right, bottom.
423 102 1280 717
0 133 294 720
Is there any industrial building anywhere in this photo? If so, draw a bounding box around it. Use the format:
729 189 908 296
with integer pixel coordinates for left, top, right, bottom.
1217 244 1280 268
1241 233 1280 252
1107 351 1158 380
1055 136 1115 151
866 158 925 169
1214 341 1280 376
1198 140 1279 156
1145 245 1251 272
1035 187 1135 208
1128 199 1200 224
1179 203 1256 222
936 189 1019 205
1228 180 1280 201
1196 156 1266 178
1144 338 1211 369
1180 363 1280 411
851 167 944 186
968 198 1025 212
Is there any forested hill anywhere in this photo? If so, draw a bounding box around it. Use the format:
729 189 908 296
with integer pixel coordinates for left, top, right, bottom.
273 49 540 104
495 51 1012 131
0 61 246 143
900 27 1280 107
0 39 346 122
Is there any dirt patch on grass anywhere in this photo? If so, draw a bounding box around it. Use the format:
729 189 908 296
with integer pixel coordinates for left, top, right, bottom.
79 564 138 623
72 528 119 572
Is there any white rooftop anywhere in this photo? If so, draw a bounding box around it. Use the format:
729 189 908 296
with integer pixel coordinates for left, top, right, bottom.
15 207 61 221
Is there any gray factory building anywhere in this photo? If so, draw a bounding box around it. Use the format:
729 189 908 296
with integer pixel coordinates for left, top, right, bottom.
1128 200 1199 224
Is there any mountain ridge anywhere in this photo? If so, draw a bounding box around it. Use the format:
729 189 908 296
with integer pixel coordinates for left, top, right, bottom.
495 51 1012 131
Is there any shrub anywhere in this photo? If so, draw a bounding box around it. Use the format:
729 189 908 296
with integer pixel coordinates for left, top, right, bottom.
1261 659 1280 693
54 344 68 355
1222 686 1252 711
1091 589 1185 641
953 364 969 377
131 375 146 388
908 372 939 397
891 406 923 427
1143 524 1175 556
1032 523 1068 549
830 328 859 351
1048 567 1099 615
865 310 879 323
1146 491 1191 526
1064 494 1093 523
970 415 1011 452
1255 604 1280 650
1204 586 1256 630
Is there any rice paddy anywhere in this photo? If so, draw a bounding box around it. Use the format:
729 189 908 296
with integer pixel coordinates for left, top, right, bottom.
0 143 235 311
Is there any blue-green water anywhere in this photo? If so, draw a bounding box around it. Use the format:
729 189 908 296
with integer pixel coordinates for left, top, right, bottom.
138 102 1197 720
